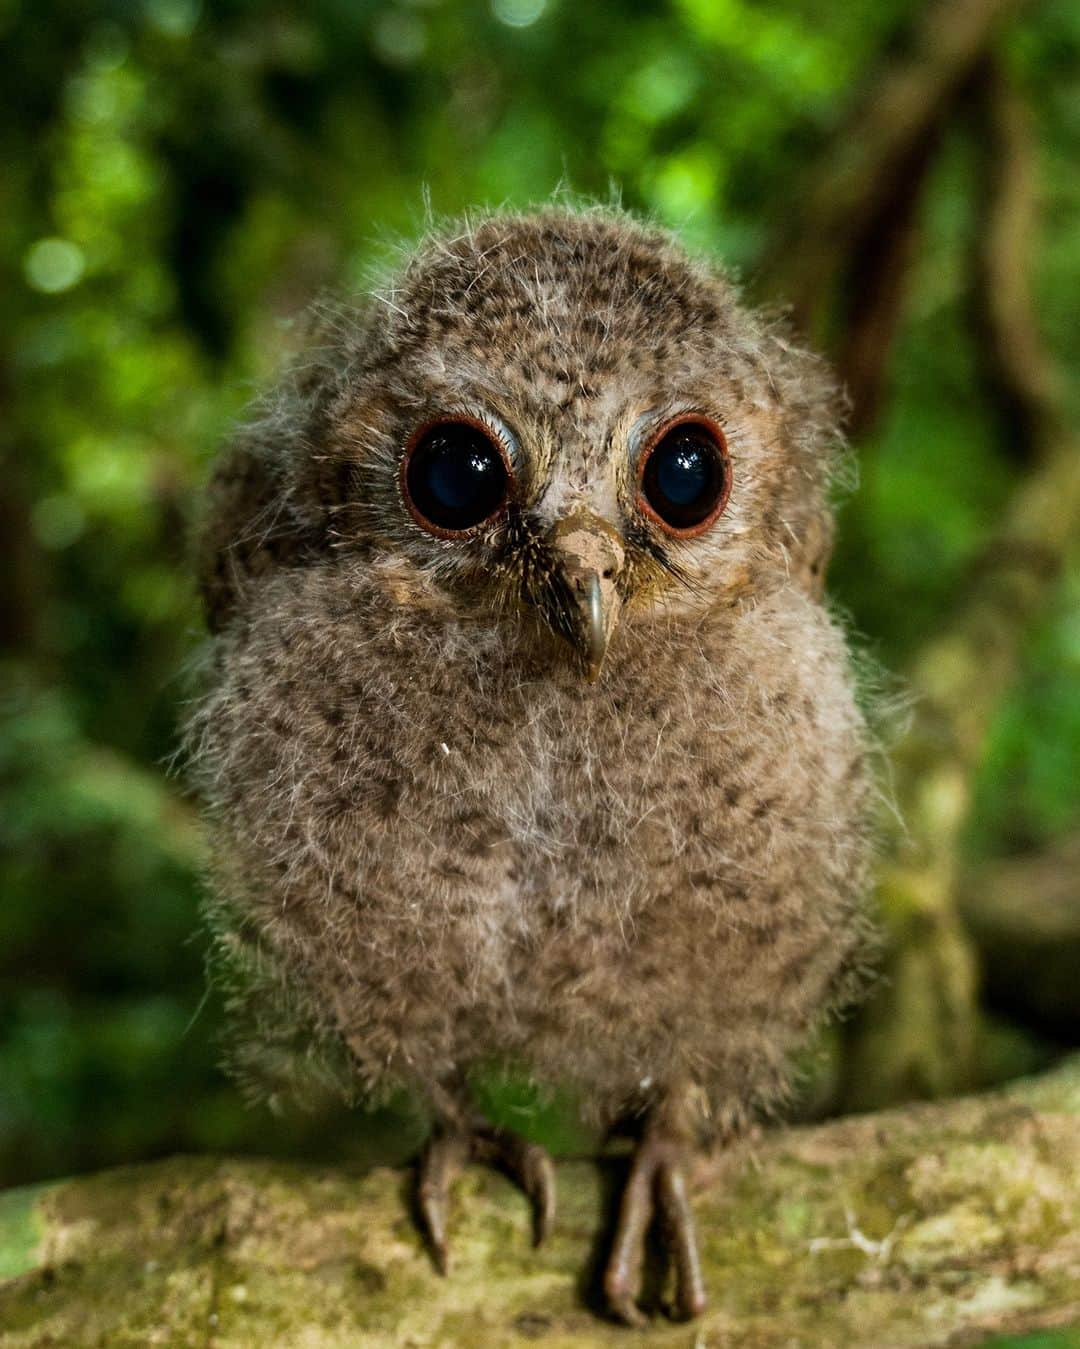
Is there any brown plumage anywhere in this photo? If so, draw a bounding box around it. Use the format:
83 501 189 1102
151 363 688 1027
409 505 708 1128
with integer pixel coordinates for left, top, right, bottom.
185 206 878 1323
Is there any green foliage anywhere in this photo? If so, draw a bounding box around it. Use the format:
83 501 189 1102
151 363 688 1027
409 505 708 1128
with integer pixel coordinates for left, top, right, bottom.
1 0 1077 1187
982 1333 1080 1349
969 570 1080 856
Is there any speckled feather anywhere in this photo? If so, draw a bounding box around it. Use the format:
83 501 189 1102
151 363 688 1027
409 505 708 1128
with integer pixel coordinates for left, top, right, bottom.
185 206 878 1138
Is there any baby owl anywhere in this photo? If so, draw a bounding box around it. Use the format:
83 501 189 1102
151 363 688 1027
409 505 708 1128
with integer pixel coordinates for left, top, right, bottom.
187 207 876 1324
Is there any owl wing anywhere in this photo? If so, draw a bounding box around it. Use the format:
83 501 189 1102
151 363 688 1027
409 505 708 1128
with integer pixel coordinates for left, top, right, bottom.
196 431 319 633
790 506 834 602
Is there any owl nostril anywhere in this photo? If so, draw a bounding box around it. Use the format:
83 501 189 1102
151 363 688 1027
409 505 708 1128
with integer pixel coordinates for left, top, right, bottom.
572 568 615 593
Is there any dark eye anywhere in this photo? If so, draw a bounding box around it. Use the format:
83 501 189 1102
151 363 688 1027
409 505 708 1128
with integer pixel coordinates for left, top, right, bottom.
402 419 511 535
638 417 730 536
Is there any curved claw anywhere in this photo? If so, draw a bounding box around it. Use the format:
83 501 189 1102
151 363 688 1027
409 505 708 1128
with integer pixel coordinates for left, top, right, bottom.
604 1146 656 1326
471 1127 558 1248
518 1138 557 1247
603 1133 707 1324
417 1125 557 1274
656 1157 708 1320
417 1131 468 1275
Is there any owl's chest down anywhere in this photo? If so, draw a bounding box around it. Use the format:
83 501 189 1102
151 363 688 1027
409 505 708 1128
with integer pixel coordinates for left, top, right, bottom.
198 569 875 1115
404 611 873 1112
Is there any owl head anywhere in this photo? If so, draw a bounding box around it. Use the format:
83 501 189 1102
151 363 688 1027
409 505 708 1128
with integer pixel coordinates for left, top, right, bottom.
200 208 843 678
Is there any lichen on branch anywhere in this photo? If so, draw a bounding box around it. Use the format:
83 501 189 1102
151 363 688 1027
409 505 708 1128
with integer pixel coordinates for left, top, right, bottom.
2 1059 1079 1347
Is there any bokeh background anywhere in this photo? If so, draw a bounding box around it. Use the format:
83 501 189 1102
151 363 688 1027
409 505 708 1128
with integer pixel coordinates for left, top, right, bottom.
1 0 1078 1191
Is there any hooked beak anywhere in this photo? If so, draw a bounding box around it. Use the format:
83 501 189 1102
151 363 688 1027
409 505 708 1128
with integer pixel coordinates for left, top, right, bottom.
545 510 625 682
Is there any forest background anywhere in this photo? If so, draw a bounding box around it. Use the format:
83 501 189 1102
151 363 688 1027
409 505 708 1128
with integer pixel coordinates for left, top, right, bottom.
1 0 1078 1190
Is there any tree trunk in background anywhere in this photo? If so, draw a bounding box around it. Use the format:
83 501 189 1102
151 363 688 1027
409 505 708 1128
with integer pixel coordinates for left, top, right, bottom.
763 0 1031 331
841 417 1080 1107
969 54 1063 463
839 20 1080 1103
961 833 1080 1032
763 0 1078 1110
0 354 46 657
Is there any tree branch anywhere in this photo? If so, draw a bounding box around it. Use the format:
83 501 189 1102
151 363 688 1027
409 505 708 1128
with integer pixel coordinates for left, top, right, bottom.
760 0 1034 437
765 0 1030 321
2 1060 1079 1345
968 53 1065 462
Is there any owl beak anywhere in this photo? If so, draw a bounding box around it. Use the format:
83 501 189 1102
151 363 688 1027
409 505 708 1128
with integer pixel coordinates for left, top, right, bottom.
546 511 625 682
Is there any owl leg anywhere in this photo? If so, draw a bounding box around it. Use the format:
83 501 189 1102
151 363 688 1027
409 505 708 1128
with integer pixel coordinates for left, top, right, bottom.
417 1104 556 1274
603 1095 707 1325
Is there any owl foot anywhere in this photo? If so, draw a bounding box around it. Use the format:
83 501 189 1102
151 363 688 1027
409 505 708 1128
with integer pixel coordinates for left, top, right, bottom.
603 1130 707 1325
471 1126 557 1247
417 1124 556 1274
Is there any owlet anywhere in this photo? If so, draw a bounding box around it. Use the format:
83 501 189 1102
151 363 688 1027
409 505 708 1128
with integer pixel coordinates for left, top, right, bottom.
186 207 876 1323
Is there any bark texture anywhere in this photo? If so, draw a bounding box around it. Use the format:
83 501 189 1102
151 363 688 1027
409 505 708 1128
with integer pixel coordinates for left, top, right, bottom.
2 1059 1079 1347
961 834 1080 1032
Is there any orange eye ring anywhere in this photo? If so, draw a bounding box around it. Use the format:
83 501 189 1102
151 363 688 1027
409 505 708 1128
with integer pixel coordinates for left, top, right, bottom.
400 416 514 540
636 414 731 539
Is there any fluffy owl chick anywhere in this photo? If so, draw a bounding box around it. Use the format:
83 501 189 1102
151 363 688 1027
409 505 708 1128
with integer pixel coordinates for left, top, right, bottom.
187 207 876 1324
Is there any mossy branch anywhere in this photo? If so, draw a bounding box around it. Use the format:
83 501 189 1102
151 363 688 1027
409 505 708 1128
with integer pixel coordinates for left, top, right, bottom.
2 1061 1080 1347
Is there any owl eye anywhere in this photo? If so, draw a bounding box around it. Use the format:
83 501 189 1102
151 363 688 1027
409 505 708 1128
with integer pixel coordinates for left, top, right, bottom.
402 419 511 536
637 416 730 537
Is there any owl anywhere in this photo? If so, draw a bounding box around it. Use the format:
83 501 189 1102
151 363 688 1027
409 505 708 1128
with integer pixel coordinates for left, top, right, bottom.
186 207 877 1324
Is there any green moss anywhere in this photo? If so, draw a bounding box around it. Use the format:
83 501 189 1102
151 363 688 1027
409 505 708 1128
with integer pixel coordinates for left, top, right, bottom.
0 1185 48 1280
979 1332 1080 1349
1 1066 1078 1345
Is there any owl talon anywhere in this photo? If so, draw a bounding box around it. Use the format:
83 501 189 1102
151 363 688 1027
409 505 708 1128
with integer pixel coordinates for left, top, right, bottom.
521 1140 556 1246
471 1126 557 1248
603 1129 706 1323
656 1154 708 1320
417 1130 469 1274
418 1124 556 1272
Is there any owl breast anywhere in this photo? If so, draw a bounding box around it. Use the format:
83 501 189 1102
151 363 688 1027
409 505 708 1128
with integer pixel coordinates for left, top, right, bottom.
194 556 874 1125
